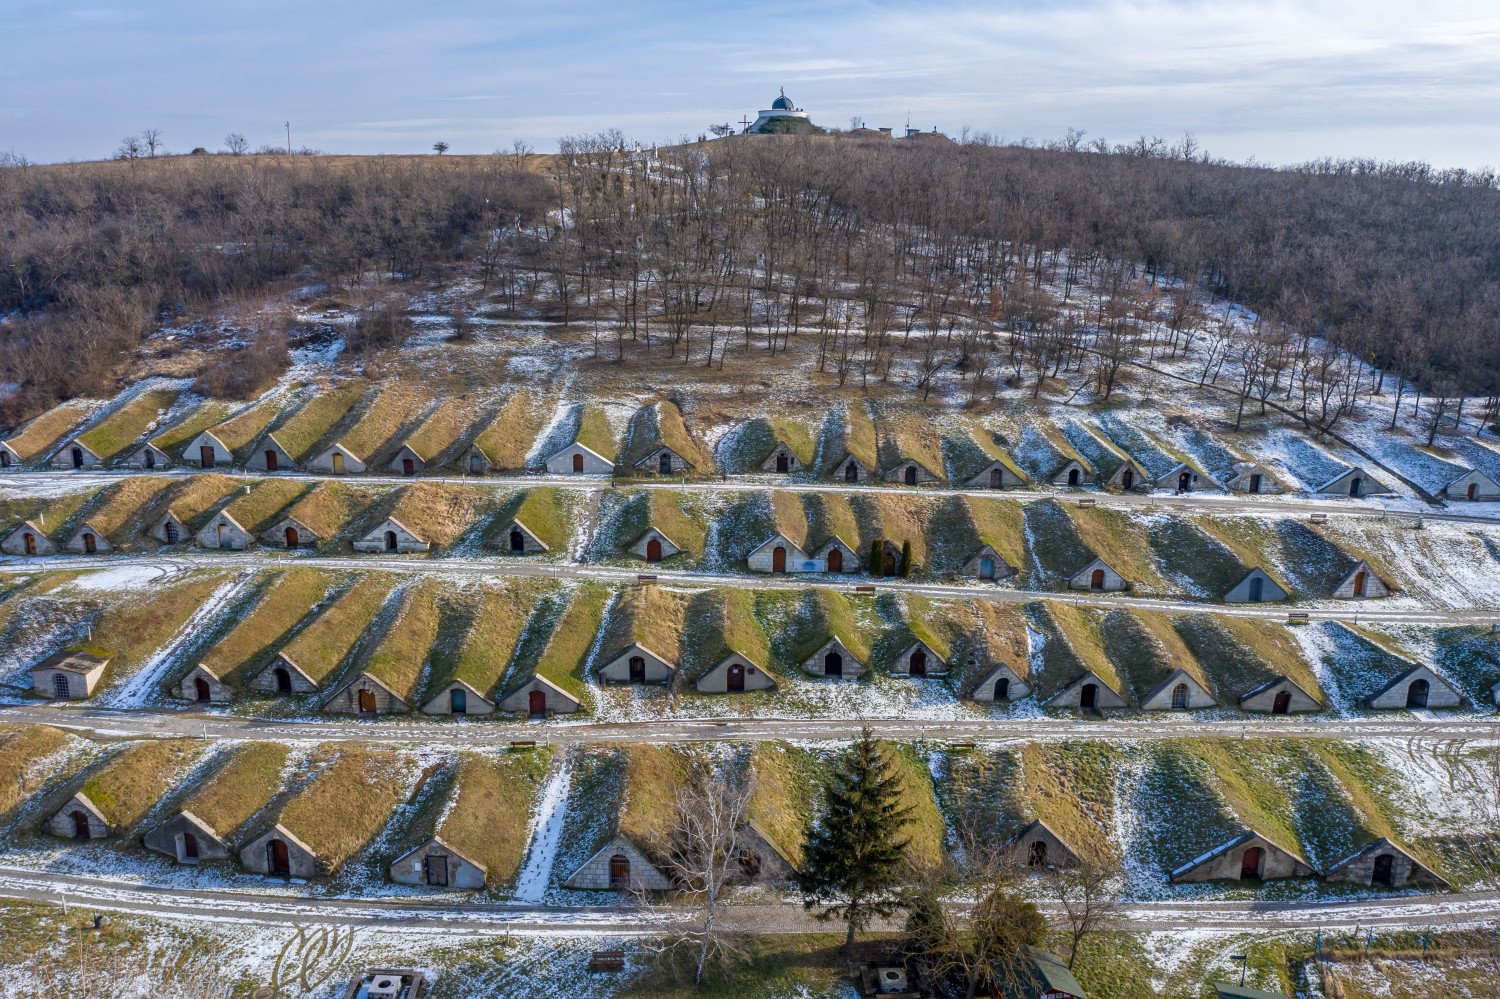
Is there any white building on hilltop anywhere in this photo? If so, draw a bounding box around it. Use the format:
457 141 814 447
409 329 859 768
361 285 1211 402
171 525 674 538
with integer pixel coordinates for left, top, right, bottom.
746 89 812 133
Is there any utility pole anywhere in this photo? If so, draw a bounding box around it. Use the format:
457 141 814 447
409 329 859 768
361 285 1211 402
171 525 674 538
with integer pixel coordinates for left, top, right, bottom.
286 121 292 155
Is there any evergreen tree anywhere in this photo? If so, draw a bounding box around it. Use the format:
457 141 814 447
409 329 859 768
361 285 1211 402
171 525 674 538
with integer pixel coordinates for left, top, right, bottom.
898 539 912 577
796 727 914 952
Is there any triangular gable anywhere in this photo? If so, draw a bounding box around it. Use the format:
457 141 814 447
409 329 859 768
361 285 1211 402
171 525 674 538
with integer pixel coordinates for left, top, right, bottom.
502 673 580 710
164 808 229 850
748 532 808 561
1226 567 1289 603
151 510 189 543
1069 556 1126 589
360 516 428 546
1003 818 1084 867
66 520 113 553
1169 829 1314 882
802 636 864 673
1238 674 1322 710
1044 670 1127 708
809 535 857 560
3 520 56 555
564 833 672 890
628 526 677 556
971 660 1029 701
1333 560 1391 599
503 518 549 552
1324 837 1449 888
633 444 692 470
56 791 111 830
262 515 318 547
546 440 612 467
1142 667 1216 709
420 677 497 714
603 641 676 673
392 834 488 878
324 671 411 712
1315 465 1393 495
695 649 778 686
391 443 425 465
1365 663 1461 707
257 655 320 692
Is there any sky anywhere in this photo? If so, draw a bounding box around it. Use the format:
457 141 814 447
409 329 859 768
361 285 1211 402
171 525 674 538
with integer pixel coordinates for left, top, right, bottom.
4 0 1500 167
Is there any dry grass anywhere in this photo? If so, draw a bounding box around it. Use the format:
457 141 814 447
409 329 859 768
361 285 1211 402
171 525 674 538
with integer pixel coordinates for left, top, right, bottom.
157 474 243 531
401 395 485 463
470 391 547 469
335 384 429 460
532 583 609 703
271 382 365 462
74 389 182 461
276 574 398 686
1020 743 1118 859
443 582 547 695
2 400 95 461
876 741 947 870
767 490 809 547
964 601 1031 683
381 482 487 548
745 743 820 868
877 420 946 479
854 493 932 568
601 584 690 663
1038 601 1123 693
689 587 773 672
839 398 878 471
68 475 170 544
801 491 860 553
435 751 553 886
637 399 713 471
0 725 69 818
498 488 573 551
149 400 237 457
78 738 205 829
219 478 311 534
276 480 380 542
79 571 233 683
176 742 290 837
767 416 817 467
0 487 94 538
357 579 447 702
1175 614 1324 702
202 393 283 454
617 743 694 859
1062 504 1168 591
1119 609 1212 692
277 746 408 871
199 568 339 684
575 403 618 461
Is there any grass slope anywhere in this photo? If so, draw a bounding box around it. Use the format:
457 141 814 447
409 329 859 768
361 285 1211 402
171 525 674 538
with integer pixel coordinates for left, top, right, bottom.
271 383 365 462
77 738 204 829
276 574 397 687
76 389 181 461
276 747 408 872
200 569 340 685
176 742 291 838
356 578 447 703
471 392 546 470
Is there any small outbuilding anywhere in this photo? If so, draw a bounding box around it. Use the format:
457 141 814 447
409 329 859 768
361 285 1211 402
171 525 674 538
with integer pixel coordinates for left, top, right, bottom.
1044 671 1128 712
544 441 613 475
633 444 692 476
1010 948 1089 999
1331 560 1390 600
240 823 320 879
173 663 234 704
495 675 582 716
496 518 549 555
63 520 113 555
802 636 865 679
143 810 230 864
761 440 804 473
832 453 870 483
970 660 1030 703
1140 667 1217 711
1440 467 1499 502
747 532 811 573
309 443 366 475
1002 819 1083 869
695 650 777 693
1315 465 1394 498
389 835 487 890
195 510 251 550
120 442 171 470
47 792 111 839
352 517 430 553
1068 557 1128 593
1238 675 1323 714
598 642 676 684
627 526 678 562
1224 567 1289 604
1169 830 1316 883
959 544 1018 582
49 439 105 470
325 673 411 715
880 458 941 486
890 639 947 678
1323 837 1448 889
1 520 55 556
246 434 294 472
1153 462 1218 494
1222 461 1284 495
149 509 190 545
184 431 233 469
30 649 109 699
565 833 673 891
1363 664 1463 710
261 515 319 550
421 678 496 716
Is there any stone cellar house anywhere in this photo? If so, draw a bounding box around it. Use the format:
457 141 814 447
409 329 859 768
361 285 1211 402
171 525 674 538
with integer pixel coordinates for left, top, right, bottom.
30 649 109 699
694 650 777 693
564 747 682 892
801 636 865 679
746 532 809 573
889 637 947 677
174 662 234 704
246 433 295 473
1222 460 1285 495
1044 670 1128 712
390 835 487 890
240 822 320 878
496 674 581 715
1140 667 1217 711
598 642 676 685
353 517 430 553
626 526 677 563
1 519 56 556
47 792 111 839
1151 460 1219 493
144 809 229 864
195 510 252 550
959 543 1018 582
49 438 106 470
1442 467 1499 501
1224 567 1289 603
1238 675 1323 714
545 439 613 474
1002 819 1083 869
149 509 190 545
566 831 673 891
760 436 808 473
1362 663 1463 710
1323 838 1448 889
1315 465 1394 498
970 659 1030 703
1169 829 1317 883
63 519 112 554
182 430 233 468
120 441 171 470
1068 557 1128 592
143 743 291 866
496 518 549 555
1332 560 1391 600
46 739 202 842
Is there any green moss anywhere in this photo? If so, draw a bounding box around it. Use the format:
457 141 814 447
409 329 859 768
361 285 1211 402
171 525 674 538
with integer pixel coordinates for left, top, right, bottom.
531 583 610 705
271 383 364 462
574 404 618 462
78 738 204 828
178 742 290 837
75 389 181 460
150 400 237 457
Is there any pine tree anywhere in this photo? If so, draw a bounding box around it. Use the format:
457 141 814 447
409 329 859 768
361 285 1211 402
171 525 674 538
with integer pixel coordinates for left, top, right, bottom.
898 539 912 577
796 727 914 953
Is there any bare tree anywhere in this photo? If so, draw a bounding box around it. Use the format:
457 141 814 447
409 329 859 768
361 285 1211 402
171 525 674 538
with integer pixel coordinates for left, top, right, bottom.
141 128 164 158
1043 856 1124 970
904 862 1048 999
224 132 248 155
114 134 144 160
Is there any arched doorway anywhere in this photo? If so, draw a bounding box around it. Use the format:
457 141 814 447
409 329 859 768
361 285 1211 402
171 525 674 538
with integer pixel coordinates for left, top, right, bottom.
727 662 745 692
1467 482 1478 500
529 689 546 716
1178 471 1191 492
646 538 663 562
216 523 230 547
1352 571 1367 597
824 651 843 677
165 521 179 544
826 548 842 573
572 452 584 473
658 453 672 474
194 677 211 703
1171 683 1189 709
844 461 858 483
904 466 917 485
23 533 36 556
358 689 377 714
285 526 299 548
1372 853 1395 886
1349 476 1363 498
71 447 84 469
772 546 787 573
200 445 216 468
144 450 155 469
181 832 199 861
1239 846 1263 880
268 839 291 876
1067 468 1080 487
1248 576 1264 602
509 529 525 552
608 854 630 889
1406 678 1429 709
628 656 646 683
775 451 789 473
1272 690 1292 715
1028 840 1047 867
1248 473 1262 494
83 533 96 553
402 458 415 476
979 557 995 580
1090 568 1106 590
53 674 71 698
450 688 467 714
1121 468 1134 490
273 667 292 693
1080 683 1098 710
993 677 1010 701
990 468 1002 488
72 811 91 839
909 650 927 677
384 530 398 551
265 449 278 471
882 551 896 576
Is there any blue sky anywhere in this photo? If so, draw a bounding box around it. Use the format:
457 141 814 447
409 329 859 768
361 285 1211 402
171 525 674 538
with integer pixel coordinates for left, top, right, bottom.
4 0 1499 166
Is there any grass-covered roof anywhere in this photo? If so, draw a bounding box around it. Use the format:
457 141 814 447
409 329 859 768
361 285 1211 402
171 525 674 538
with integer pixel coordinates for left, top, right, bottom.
355 579 447 703
1173 614 1323 703
1031 600 1124 698
621 400 712 472
925 495 1026 576
431 750 553 886
762 587 872 667
377 482 487 549
942 423 1028 484
70 476 170 544
270 383 365 462
471 391 547 470
432 582 549 698
276 480 379 542
0 725 69 819
276 746 408 871
75 388 182 461
335 384 429 460
276 574 397 686
599 584 690 664
573 403 618 461
78 738 204 829
606 490 706 559
150 400 237 458
218 478 310 535
3 399 96 461
81 571 233 689
616 743 694 861
1101 609 1213 700
876 420 946 478
202 393 284 454
402 395 484 464
158 474 242 531
838 399 878 471
493 488 574 552
200 568 340 685
530 583 610 705
744 742 821 868
176 742 290 839
682 587 774 679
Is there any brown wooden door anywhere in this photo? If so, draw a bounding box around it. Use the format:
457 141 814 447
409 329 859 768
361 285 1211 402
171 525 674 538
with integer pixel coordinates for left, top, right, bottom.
776 452 789 473
882 551 895 576
23 533 35 556
268 839 290 875
826 548 842 573
609 854 630 889
1249 473 1261 493
628 656 646 683
1239 846 1263 880
83 533 96 553
1121 468 1134 490
772 546 786 572
909 651 927 677
200 445 215 468
646 538 662 562
1273 690 1291 714
990 468 1002 488
529 689 546 715
1090 568 1106 590
727 663 745 692
285 526 299 548
1352 571 1367 597
358 689 377 713
904 466 917 485
572 453 583 472
72 811 90 839
402 458 415 476
265 449 278 471
425 854 449 887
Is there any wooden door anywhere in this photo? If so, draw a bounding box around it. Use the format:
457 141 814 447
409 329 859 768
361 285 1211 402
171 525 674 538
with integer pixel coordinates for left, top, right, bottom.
990 468 1002 488
1352 571 1366 597
772 546 786 572
1249 473 1261 494
529 689 546 715
1239 847 1263 880
510 529 524 552
1178 471 1191 492
904 466 917 485
608 854 630 889
285 526 299 548
72 810 90 839
83 533 96 553
1372 853 1394 886
450 688 467 714
979 557 994 580
844 461 858 482
402 458 415 476
776 452 789 473
1121 468 1134 490
331 453 344 474
646 538 662 562
1349 477 1363 497
1028 840 1047 867
1171 683 1188 709
216 524 229 547
1468 482 1478 500
628 656 646 683
71 447 83 468
425 854 449 887
882 551 895 576
268 839 290 875
826 548 842 573
572 452 583 472
1273 690 1291 714
358 688 377 713
384 530 397 551
265 449 278 471
727 663 745 692
195 677 211 702
200 445 216 468
658 453 672 474
23 533 35 556
1090 568 1106 590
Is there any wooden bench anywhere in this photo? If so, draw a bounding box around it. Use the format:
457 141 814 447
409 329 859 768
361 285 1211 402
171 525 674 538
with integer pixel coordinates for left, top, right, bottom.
1309 512 1328 523
509 739 537 750
1287 611 1310 623
853 584 877 594
589 950 625 972
636 574 658 583
1076 497 1097 508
